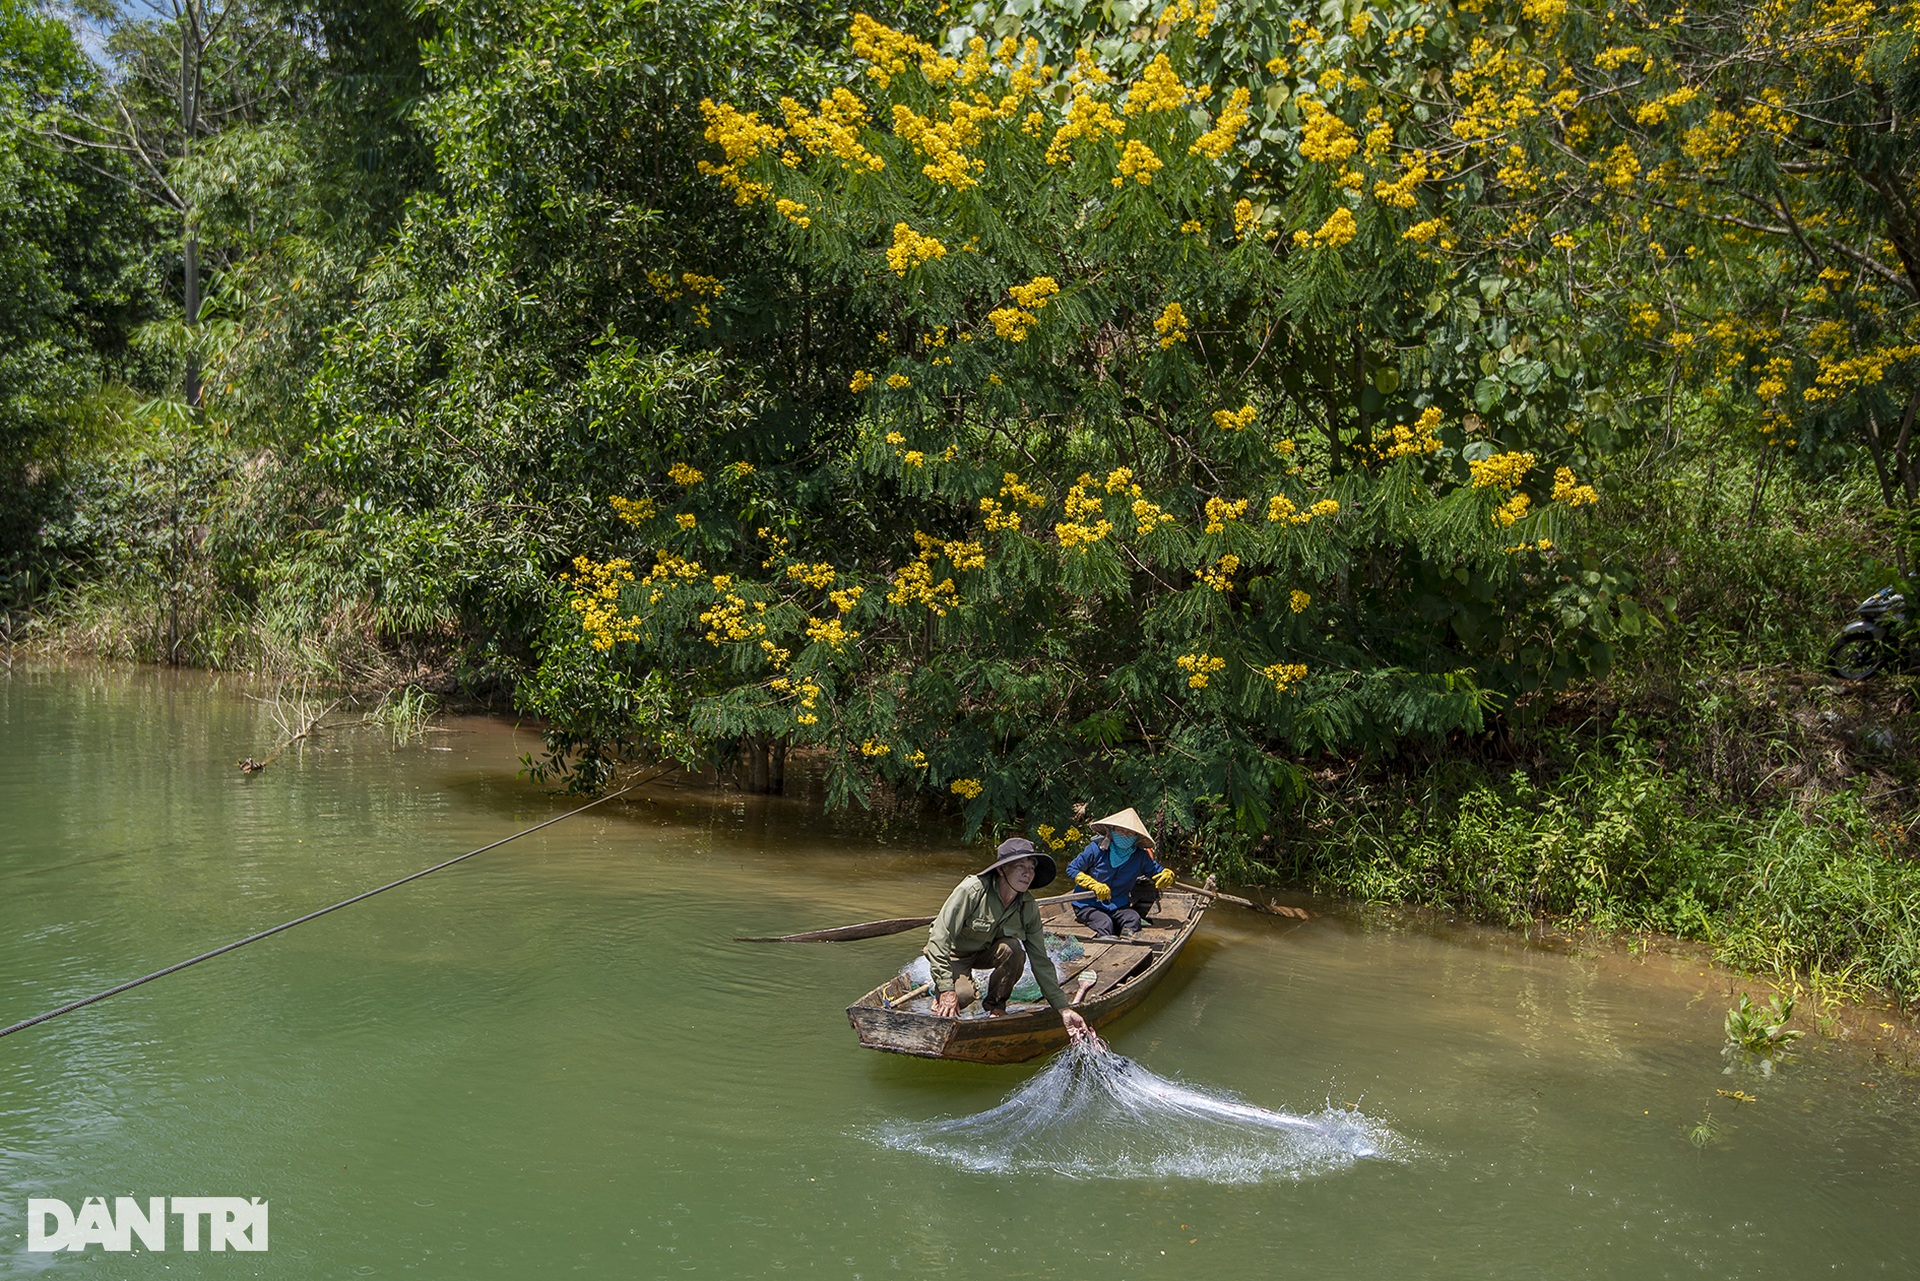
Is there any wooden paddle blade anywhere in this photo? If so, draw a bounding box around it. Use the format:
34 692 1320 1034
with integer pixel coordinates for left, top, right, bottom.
735 915 935 943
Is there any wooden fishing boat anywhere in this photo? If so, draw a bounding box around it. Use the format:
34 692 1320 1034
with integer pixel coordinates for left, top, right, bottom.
845 888 1211 1064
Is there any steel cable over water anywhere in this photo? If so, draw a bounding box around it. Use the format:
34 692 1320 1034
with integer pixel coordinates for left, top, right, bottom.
0 782 647 1041
871 1039 1406 1183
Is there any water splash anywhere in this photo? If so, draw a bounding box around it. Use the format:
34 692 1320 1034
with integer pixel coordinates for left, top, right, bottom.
870 1040 1406 1184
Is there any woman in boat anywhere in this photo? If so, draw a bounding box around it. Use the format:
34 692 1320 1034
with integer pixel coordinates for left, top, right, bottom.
927 837 1093 1043
1067 807 1176 937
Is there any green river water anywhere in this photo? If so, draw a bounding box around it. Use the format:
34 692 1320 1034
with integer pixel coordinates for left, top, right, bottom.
1 662 1916 1278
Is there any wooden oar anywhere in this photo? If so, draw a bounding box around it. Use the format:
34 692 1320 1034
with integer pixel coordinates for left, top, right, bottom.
736 889 1095 942
1175 880 1312 919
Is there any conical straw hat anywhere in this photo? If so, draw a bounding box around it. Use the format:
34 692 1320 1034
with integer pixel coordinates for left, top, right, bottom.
1089 807 1155 849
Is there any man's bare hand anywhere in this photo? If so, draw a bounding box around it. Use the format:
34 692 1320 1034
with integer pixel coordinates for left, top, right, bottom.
1062 1008 1093 1045
933 989 960 1018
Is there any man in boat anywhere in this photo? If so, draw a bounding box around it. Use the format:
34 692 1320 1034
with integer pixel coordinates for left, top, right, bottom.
926 837 1093 1042
1065 807 1175 938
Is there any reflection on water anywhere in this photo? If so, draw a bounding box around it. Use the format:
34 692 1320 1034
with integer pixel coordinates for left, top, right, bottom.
0 660 1916 1278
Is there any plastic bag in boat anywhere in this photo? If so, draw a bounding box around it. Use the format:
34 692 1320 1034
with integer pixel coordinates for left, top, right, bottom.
900 934 1085 1004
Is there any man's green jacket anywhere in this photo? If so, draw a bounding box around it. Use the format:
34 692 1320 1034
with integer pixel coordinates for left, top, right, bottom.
924 873 1069 1009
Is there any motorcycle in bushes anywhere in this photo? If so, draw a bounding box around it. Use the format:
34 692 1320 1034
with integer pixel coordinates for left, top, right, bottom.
1827 587 1920 680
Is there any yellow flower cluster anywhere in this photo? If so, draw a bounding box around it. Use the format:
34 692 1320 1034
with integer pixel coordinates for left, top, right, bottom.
609 495 655 525
1103 466 1135 493
787 561 836 588
696 99 780 204
1493 493 1532 528
1046 94 1124 164
1633 85 1699 127
1374 154 1430 208
667 462 704 486
850 13 953 88
1233 198 1258 239
1056 474 1113 549
1598 143 1640 192
886 223 947 275
946 539 986 571
1000 472 1048 507
1123 54 1191 115
1295 207 1358 250
1190 87 1250 159
1376 407 1444 459
1200 554 1240 592
1468 451 1535 489
1067 46 1113 88
979 497 1022 532
1403 218 1445 244
1289 590 1311 613
950 778 984 799
675 513 697 530
828 585 864 614
804 615 858 651
1804 344 1920 403
700 593 768 646
1263 662 1308 692
849 369 874 392
860 739 891 757
1132 498 1176 535
886 373 911 389
781 88 885 173
1163 0 1219 38
1176 652 1226 689
1213 404 1257 431
1008 276 1060 310
1114 139 1163 186
563 556 640 651
646 271 723 302
794 678 822 726
1682 99 1793 169
892 100 992 190
888 533 968 615
645 550 706 583
1448 36 1547 145
1154 302 1190 348
1266 495 1339 525
775 198 811 228
1552 467 1599 507
990 306 1039 341
1298 97 1358 164
1203 496 1248 534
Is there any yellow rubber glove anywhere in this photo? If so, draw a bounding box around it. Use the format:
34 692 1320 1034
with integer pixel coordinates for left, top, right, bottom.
1152 867 1176 890
1074 871 1113 902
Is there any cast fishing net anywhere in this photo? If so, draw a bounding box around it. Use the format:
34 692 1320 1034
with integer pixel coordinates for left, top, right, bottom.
871 1039 1403 1184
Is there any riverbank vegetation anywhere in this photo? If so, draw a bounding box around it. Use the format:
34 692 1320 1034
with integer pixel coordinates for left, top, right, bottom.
3 0 1917 1001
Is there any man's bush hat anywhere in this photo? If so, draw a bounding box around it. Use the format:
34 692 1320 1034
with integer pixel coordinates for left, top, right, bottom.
980 835 1057 889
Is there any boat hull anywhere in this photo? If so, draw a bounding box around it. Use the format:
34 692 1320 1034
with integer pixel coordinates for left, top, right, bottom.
844 890 1208 1064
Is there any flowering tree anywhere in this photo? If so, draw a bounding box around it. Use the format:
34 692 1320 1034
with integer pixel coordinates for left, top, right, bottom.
538 5 1641 844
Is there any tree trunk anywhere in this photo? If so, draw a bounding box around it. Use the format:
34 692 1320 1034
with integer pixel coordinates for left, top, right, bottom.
183 232 202 407
179 0 203 409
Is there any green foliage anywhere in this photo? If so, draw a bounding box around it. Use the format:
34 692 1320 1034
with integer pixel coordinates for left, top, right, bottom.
542 8 1636 836
0 0 157 607
1273 727 1920 999
1725 993 1803 1056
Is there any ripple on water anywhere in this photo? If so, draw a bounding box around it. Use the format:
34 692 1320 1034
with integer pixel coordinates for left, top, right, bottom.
868 1041 1410 1184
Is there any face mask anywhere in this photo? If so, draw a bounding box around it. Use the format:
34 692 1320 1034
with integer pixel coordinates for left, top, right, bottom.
1109 832 1137 866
